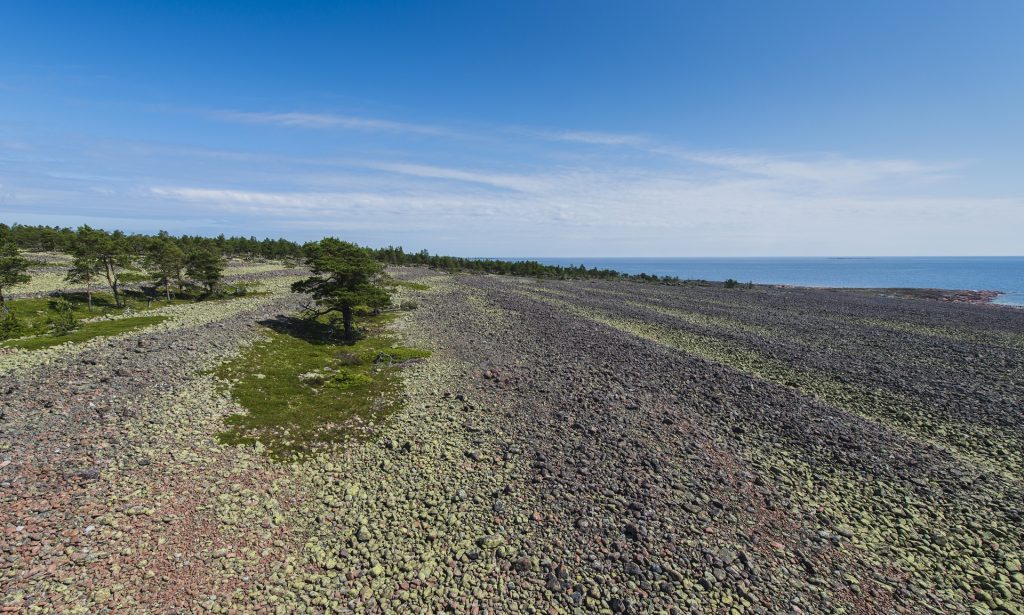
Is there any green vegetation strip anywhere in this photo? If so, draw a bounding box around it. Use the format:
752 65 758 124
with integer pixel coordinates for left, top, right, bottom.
390 279 431 291
624 301 775 338
515 287 1022 475
215 315 430 461
3 293 168 335
2 287 264 343
860 317 1024 351
2 315 167 350
533 282 780 337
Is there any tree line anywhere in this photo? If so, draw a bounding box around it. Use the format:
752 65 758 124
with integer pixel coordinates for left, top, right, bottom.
371 245 680 282
1 224 684 307
0 225 229 307
0 223 696 345
0 223 304 261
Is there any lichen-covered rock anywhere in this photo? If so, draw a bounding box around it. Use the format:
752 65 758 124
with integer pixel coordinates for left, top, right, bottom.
2 267 1023 613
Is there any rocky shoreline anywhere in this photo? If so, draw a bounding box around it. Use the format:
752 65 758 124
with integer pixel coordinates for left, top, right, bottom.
831 287 1006 305
2 270 1022 613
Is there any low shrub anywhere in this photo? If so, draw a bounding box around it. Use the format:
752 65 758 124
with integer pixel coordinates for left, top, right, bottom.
0 308 25 341
46 298 77 335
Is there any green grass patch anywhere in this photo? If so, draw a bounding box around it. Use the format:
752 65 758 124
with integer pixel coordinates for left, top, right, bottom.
0 285 263 344
859 317 1024 351
2 315 167 350
2 294 161 334
215 314 430 461
389 279 431 291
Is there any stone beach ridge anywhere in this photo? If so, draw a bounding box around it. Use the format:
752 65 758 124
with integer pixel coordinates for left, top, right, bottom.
2 266 1023 613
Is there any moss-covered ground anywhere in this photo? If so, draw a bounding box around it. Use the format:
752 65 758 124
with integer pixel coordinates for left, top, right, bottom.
2 315 168 350
2 293 165 334
215 313 430 461
1 286 261 344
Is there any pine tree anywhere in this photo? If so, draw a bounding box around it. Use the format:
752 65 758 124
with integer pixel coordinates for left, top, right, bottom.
186 249 226 294
0 242 31 304
146 239 185 301
291 238 392 338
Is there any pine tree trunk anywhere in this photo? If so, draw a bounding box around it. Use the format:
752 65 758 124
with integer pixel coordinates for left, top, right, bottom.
105 261 121 308
342 306 354 339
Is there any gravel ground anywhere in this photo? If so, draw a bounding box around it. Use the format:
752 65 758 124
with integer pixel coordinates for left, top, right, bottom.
2 270 1022 614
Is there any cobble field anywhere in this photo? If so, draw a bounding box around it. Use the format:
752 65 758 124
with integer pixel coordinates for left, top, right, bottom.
2 270 1022 614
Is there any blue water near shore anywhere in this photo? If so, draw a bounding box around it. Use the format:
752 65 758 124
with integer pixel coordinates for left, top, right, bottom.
524 257 1024 306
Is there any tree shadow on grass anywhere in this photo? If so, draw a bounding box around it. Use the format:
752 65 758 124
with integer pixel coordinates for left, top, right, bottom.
258 314 355 346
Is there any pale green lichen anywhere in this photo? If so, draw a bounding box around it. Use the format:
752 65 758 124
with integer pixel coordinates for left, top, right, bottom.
859 317 1024 351
224 262 296 276
8 270 72 296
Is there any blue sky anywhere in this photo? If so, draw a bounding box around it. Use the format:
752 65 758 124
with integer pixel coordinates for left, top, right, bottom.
1 1 1022 256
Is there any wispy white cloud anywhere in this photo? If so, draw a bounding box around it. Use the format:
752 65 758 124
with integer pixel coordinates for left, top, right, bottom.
46 171 131 183
143 150 1019 249
4 109 1018 255
148 184 560 223
353 161 553 192
203 108 942 189
671 150 957 185
211 110 447 136
512 127 650 147
542 130 649 146
215 110 651 146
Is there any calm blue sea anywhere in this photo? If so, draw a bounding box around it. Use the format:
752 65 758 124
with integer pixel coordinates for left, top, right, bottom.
524 257 1024 306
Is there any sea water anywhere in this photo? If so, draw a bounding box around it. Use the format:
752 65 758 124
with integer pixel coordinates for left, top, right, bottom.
525 257 1024 306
